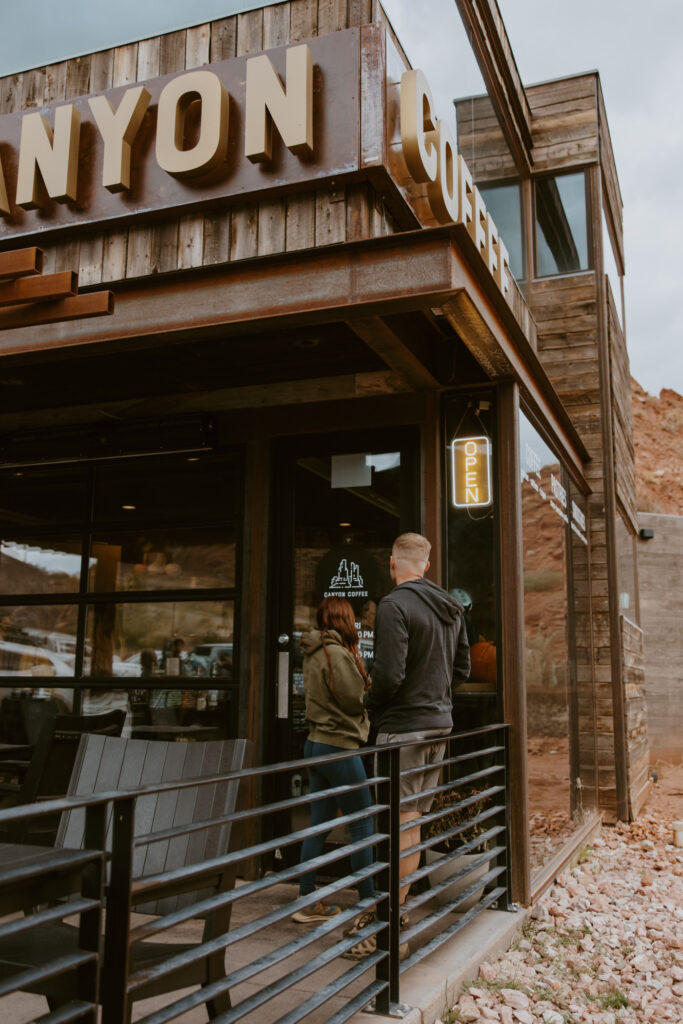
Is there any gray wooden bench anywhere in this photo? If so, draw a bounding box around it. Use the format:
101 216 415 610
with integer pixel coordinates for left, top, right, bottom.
0 734 251 1021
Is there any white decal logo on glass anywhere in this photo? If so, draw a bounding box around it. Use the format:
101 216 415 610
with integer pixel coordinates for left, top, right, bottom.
330 558 364 589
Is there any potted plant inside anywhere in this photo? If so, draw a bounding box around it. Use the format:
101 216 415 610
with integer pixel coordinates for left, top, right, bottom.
421 787 493 911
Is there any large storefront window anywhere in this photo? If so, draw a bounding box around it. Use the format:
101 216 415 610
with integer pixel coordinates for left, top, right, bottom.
445 393 499 731
520 412 593 876
0 451 241 743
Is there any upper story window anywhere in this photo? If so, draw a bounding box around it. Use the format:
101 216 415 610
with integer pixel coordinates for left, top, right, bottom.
534 171 590 278
480 182 525 283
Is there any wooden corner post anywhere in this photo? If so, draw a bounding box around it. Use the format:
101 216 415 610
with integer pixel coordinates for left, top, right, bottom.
496 380 530 906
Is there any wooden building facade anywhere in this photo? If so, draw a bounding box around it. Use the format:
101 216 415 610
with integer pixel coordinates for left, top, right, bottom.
0 0 647 904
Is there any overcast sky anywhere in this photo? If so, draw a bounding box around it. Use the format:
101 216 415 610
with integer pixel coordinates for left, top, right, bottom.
0 0 680 397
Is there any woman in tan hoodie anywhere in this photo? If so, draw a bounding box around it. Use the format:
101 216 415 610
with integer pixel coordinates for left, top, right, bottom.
291 596 375 926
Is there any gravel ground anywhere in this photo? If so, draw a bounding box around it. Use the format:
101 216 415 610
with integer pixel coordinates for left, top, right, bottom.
442 806 683 1024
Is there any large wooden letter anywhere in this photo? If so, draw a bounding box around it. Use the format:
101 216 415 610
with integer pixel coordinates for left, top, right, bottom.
400 69 438 184
89 86 151 192
245 44 313 163
16 105 81 209
156 70 229 179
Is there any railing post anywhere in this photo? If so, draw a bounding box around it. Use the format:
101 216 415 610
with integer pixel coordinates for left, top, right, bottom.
102 796 135 1024
496 728 515 912
388 744 401 1000
78 802 107 1015
375 744 401 1014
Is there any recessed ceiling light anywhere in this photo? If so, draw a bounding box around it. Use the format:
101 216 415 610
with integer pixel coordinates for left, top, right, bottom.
186 456 199 462
338 522 351 527
121 504 136 510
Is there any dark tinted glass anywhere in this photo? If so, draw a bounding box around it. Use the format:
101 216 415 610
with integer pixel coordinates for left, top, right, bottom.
535 172 589 277
93 452 241 524
0 465 89 527
480 183 525 282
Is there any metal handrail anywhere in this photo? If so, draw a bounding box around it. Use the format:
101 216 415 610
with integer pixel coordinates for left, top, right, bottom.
0 723 511 1023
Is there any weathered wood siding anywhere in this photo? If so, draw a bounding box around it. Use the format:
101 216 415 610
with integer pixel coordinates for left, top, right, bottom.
596 80 624 273
608 286 638 532
0 0 393 285
529 271 614 807
527 74 599 174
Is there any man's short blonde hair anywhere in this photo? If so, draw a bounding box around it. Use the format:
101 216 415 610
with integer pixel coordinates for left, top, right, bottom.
392 532 431 573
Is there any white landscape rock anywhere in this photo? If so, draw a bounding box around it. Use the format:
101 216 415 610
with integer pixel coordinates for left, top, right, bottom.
443 810 683 1024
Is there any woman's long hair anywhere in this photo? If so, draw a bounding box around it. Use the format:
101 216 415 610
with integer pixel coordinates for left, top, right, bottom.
316 596 371 691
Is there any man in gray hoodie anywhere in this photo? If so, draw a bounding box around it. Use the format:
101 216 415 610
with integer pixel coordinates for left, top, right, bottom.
345 533 470 959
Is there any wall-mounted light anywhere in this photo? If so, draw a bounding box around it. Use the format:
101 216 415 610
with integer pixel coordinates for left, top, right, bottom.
450 435 492 509
639 527 655 541
121 504 136 511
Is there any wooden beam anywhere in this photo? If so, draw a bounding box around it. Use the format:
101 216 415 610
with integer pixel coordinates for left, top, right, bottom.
455 0 534 175
0 290 114 331
0 247 43 280
0 271 78 308
0 370 415 434
346 316 440 389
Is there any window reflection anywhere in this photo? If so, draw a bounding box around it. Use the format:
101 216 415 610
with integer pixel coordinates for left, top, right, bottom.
520 413 592 873
88 529 236 592
535 172 589 277
616 513 638 622
0 538 82 594
480 183 525 282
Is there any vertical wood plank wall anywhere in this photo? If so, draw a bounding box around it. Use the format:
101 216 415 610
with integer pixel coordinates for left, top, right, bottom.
0 0 391 285
524 74 643 821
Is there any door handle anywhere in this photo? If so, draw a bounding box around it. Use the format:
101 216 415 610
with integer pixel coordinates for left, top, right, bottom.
277 650 289 719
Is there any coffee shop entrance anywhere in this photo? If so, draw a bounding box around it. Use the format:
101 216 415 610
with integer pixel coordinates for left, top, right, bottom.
267 427 420 772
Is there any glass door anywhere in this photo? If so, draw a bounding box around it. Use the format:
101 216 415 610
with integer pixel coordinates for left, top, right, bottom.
268 429 420 841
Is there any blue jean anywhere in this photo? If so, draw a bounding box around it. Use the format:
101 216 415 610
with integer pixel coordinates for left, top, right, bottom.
298 739 375 901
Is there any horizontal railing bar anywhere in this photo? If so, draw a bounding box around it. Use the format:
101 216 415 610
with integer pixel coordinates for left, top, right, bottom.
316 979 386 1024
399 760 504 794
405 849 506 917
134 778 384 847
199 923 385 1024
414 786 505 833
132 812 386 897
401 886 506 974
130 852 384 942
272 953 384 1024
0 897 99 940
34 998 98 1024
137 897 377 1024
129 880 382 989
410 838 504 890
132 902 385 1010
0 950 97 999
405 864 507 945
0 725 508 824
411 812 505 862
0 848 103 886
